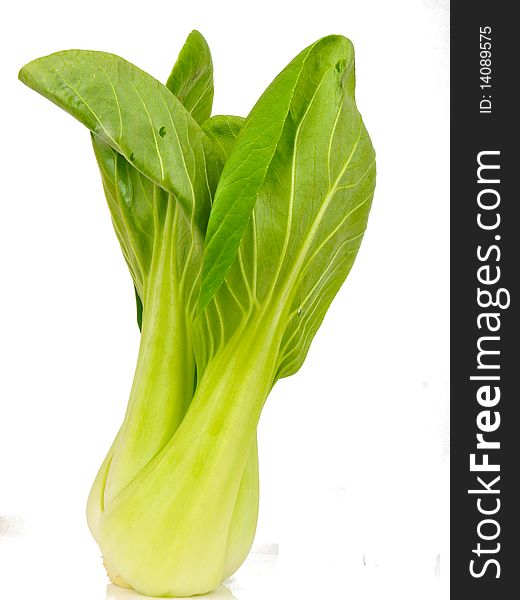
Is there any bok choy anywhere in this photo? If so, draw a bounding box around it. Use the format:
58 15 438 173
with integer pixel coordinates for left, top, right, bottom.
19 30 376 597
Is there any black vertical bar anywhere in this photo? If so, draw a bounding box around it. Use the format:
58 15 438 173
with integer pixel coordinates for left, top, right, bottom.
451 2 519 598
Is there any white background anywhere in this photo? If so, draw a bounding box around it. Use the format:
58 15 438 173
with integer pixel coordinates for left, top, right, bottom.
0 1 449 599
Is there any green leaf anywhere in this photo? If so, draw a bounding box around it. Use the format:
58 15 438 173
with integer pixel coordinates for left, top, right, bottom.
202 115 246 161
199 35 362 309
18 37 219 327
88 32 216 327
196 35 376 377
90 133 164 303
19 49 219 231
166 30 214 124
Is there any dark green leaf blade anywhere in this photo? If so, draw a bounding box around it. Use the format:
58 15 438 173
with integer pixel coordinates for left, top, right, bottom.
199 35 356 310
19 50 219 231
195 35 376 377
202 115 246 161
166 30 214 124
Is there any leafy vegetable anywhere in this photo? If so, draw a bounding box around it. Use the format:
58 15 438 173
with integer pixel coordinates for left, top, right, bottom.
19 30 376 597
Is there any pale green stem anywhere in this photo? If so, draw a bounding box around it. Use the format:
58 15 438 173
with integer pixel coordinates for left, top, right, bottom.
103 199 195 505
97 315 284 597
